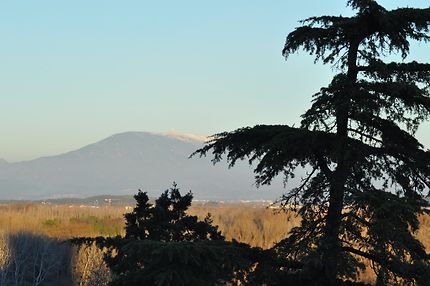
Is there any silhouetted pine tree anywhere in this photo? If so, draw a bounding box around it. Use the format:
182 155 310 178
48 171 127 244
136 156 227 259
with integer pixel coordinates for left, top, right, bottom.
195 1 430 285
124 183 223 241
86 184 256 286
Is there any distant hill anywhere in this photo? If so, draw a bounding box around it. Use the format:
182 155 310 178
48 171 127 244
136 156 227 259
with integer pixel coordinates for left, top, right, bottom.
0 132 287 201
0 194 137 206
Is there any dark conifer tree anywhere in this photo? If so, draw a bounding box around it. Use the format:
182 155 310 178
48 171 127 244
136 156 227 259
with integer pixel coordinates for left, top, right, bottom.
195 1 430 284
106 183 232 286
124 183 223 241
74 184 259 286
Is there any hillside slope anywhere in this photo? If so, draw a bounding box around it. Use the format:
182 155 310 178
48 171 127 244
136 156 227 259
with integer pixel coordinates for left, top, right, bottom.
0 132 285 200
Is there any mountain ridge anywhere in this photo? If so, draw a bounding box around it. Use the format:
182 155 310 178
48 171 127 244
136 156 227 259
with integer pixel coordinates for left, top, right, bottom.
0 131 286 201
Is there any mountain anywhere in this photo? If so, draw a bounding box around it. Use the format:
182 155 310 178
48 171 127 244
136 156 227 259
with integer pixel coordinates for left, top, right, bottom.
0 132 287 201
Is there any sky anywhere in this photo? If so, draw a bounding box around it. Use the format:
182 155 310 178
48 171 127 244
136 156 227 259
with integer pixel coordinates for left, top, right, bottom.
1 1 429 162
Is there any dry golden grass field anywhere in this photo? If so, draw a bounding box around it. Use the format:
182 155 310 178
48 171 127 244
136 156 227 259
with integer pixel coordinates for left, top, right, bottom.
1 202 429 248
0 203 296 248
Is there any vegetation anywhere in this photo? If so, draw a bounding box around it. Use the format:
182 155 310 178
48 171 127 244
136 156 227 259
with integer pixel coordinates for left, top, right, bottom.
67 185 254 285
195 1 430 285
1 200 430 284
0 199 296 285
0 203 125 238
72 242 112 286
123 184 223 241
0 232 72 286
98 184 244 286
0 202 295 248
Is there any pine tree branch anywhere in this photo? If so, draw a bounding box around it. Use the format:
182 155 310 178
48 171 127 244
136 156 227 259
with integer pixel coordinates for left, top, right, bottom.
342 246 430 280
347 128 383 145
357 61 430 73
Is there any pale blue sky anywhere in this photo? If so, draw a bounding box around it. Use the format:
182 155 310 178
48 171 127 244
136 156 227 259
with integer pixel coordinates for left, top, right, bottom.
1 1 429 161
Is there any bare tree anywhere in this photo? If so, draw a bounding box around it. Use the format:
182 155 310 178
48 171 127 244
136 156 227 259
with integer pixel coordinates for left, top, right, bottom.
0 232 73 286
0 232 11 286
72 242 111 286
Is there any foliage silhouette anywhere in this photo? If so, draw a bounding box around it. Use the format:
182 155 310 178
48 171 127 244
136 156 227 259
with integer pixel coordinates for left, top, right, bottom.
124 183 223 241
103 239 257 286
74 184 257 286
194 1 430 285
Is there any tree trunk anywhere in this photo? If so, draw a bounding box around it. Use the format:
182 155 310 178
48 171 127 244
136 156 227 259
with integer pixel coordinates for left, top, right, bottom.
321 118 348 285
321 39 359 285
